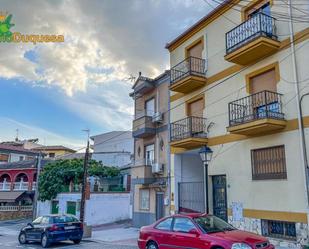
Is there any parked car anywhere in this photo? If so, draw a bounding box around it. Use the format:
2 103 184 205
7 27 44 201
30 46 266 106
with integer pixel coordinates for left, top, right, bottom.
18 214 83 248
138 213 274 249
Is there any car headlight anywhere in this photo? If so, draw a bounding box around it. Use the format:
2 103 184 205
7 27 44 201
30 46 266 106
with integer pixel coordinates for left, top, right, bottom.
231 243 252 249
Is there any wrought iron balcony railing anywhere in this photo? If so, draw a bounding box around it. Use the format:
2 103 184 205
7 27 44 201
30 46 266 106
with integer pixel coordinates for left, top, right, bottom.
228 90 284 127
170 56 206 84
170 116 207 142
226 13 277 54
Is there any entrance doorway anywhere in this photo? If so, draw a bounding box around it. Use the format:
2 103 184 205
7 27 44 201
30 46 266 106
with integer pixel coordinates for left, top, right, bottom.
156 192 164 220
212 175 227 221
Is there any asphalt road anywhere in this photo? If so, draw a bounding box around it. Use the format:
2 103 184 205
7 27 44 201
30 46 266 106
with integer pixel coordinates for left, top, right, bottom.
0 219 138 249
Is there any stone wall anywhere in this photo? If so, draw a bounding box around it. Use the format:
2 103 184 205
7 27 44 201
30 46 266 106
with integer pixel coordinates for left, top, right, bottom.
0 210 32 221
228 216 308 248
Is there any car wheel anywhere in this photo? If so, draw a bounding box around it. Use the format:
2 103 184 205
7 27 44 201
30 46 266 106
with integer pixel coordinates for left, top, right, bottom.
18 232 27 244
41 233 50 248
72 239 81 244
147 241 158 249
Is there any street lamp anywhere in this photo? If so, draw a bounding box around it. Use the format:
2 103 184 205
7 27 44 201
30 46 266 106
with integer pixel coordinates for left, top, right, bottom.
199 145 213 214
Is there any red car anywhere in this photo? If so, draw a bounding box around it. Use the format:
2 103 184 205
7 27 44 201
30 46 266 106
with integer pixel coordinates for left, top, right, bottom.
138 213 274 249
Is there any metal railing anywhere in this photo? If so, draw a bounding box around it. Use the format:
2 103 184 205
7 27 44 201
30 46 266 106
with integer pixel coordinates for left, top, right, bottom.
32 182 36 190
226 13 277 54
228 90 284 126
170 56 206 84
170 116 207 142
13 182 29 191
0 182 11 191
0 205 33 212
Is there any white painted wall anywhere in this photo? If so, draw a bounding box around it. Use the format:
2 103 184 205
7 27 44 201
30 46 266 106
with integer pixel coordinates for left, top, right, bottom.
91 131 133 168
37 192 131 226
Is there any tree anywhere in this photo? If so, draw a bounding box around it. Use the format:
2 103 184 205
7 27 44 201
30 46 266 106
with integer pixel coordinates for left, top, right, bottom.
38 159 120 201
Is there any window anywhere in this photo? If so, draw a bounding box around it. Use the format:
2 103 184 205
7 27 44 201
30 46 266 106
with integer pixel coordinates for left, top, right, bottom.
33 216 43 224
49 153 55 158
145 98 155 117
155 218 173 231
251 145 287 180
262 220 296 240
145 144 154 166
139 189 150 210
19 156 24 161
186 96 204 117
41 216 51 224
0 154 9 163
249 68 277 94
244 0 271 20
194 215 235 233
173 217 196 233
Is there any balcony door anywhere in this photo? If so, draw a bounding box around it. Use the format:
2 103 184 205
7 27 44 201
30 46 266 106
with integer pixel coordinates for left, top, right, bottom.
145 98 155 117
187 40 203 59
145 144 154 166
250 68 278 119
187 98 204 117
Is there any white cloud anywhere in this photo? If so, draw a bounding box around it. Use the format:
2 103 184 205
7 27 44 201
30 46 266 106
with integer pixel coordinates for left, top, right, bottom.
0 0 211 138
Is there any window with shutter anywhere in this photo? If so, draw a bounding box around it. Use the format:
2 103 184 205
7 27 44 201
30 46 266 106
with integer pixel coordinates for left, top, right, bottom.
251 145 287 180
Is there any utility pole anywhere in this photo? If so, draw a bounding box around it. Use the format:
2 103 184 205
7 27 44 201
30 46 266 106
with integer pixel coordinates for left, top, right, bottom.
33 152 42 220
80 129 90 223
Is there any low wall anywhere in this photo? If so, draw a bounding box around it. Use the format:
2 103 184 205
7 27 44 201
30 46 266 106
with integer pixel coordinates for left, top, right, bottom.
38 192 131 226
0 211 32 221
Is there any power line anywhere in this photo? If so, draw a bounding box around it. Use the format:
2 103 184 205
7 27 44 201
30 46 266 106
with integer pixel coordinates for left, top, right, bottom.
97 33 309 148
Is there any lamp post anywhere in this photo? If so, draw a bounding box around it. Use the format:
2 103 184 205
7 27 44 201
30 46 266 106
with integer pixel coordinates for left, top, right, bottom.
199 145 213 214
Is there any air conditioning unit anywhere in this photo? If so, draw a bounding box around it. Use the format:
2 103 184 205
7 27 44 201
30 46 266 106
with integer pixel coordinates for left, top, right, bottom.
152 112 163 123
152 163 164 174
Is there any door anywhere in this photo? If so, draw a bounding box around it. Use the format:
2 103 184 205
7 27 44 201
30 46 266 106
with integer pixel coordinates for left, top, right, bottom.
170 217 206 249
178 182 204 213
66 201 77 215
145 144 155 166
187 98 204 117
187 40 203 59
156 192 164 220
145 98 155 117
51 200 59 214
212 175 227 221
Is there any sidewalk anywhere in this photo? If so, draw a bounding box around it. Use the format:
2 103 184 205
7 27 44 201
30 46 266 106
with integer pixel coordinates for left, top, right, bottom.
91 220 139 246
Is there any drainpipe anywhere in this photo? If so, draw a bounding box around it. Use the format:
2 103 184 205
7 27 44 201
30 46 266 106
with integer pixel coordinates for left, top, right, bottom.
167 73 172 215
287 0 309 207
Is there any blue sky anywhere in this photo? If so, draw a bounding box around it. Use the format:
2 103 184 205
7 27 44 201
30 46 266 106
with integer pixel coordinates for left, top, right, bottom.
0 0 211 149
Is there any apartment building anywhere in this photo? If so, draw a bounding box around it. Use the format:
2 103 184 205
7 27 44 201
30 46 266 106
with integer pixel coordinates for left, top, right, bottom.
130 71 170 227
167 0 309 246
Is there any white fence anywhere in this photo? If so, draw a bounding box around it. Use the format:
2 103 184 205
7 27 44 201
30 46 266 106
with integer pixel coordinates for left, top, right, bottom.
0 205 32 212
13 182 29 191
0 182 11 191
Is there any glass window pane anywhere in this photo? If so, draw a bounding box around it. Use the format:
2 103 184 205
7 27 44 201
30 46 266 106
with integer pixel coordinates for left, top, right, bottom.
173 217 196 233
155 218 173 231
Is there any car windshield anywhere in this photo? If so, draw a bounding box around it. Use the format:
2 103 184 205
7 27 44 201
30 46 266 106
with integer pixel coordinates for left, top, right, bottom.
194 215 235 233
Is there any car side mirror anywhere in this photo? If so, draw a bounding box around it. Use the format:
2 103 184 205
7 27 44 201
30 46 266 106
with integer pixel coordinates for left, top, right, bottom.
189 228 199 236
27 223 33 227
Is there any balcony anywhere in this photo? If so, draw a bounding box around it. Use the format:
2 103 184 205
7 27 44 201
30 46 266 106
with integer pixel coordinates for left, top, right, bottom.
225 13 280 65
13 182 29 191
132 110 156 138
131 159 155 185
0 182 11 191
170 116 208 149
227 91 286 135
170 56 207 93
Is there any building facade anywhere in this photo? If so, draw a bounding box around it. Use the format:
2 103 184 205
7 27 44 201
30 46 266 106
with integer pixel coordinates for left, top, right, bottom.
130 71 170 227
167 0 309 246
33 145 76 159
91 131 133 168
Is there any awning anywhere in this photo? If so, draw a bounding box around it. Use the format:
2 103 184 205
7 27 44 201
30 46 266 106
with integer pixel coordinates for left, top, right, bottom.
0 191 26 202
